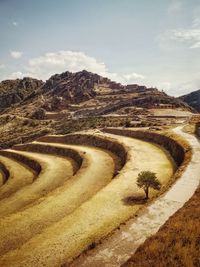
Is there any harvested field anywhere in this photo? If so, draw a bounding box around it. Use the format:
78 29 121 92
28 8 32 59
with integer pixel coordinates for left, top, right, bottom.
0 154 36 200
0 130 176 267
122 126 200 267
0 143 116 255
0 149 75 216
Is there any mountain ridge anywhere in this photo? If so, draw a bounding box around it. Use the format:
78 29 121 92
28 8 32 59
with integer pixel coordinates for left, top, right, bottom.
0 70 196 116
179 89 200 112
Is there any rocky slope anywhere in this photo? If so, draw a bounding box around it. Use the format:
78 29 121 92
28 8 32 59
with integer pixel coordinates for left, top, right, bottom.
0 78 43 111
0 70 194 118
179 89 200 112
0 69 198 160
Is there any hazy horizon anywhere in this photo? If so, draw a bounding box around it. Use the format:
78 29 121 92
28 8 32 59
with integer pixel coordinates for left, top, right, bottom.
0 0 199 96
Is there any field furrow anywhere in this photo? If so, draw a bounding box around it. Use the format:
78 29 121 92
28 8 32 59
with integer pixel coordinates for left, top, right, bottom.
0 149 74 216
0 155 36 200
0 142 116 255
0 133 175 267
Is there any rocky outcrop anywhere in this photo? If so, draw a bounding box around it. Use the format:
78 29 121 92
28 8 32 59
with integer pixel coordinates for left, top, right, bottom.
32 70 125 106
41 70 103 103
0 70 194 115
29 108 46 120
0 78 43 110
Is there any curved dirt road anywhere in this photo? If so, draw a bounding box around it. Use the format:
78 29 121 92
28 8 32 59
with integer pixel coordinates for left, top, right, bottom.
0 155 35 200
0 134 174 267
70 126 200 267
0 142 116 255
0 149 74 216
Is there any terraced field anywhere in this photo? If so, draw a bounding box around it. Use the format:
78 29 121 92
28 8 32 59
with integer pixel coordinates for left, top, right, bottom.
0 129 182 267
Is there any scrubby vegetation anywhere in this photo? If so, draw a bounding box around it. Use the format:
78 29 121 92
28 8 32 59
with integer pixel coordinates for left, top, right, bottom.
29 108 46 120
123 186 200 267
0 115 51 149
0 115 134 149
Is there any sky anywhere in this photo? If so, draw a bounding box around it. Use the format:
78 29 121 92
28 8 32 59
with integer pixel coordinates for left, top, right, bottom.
0 0 199 96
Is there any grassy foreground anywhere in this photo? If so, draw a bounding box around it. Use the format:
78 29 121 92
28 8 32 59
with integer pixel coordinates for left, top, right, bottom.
123 186 200 267
123 129 199 267
0 134 174 267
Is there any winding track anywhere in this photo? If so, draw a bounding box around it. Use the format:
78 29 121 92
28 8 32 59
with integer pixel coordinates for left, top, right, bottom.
0 133 174 267
0 155 36 200
0 149 74 216
69 126 200 267
0 142 116 255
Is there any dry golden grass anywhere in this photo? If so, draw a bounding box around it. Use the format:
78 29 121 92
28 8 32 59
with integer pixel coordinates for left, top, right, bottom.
122 130 198 267
123 186 200 267
0 134 174 267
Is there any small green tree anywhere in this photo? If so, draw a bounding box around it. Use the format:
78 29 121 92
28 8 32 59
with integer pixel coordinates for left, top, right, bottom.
137 171 161 199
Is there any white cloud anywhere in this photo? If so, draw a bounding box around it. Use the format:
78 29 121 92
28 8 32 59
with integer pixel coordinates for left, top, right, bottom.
170 28 200 48
172 79 200 96
160 16 200 49
159 82 172 91
9 71 25 79
2 49 199 96
123 73 145 81
108 72 145 85
25 50 145 84
152 77 200 96
27 51 108 79
12 21 18 27
10 50 23 59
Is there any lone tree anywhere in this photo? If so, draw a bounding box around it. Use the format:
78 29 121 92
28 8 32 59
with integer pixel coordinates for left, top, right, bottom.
137 171 161 199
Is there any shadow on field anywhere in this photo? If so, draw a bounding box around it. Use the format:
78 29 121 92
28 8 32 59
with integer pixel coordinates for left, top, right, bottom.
122 194 147 205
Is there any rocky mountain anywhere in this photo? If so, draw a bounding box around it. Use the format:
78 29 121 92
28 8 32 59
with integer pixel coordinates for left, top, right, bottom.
0 70 197 149
40 70 111 103
0 70 195 117
0 77 44 110
179 89 200 112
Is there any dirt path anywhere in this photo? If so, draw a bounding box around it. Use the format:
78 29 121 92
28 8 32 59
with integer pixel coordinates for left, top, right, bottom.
69 126 200 267
0 143 115 255
0 155 35 200
0 150 74 216
0 134 174 267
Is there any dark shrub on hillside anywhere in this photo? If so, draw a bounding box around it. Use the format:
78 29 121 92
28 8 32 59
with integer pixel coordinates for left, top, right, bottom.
29 108 46 120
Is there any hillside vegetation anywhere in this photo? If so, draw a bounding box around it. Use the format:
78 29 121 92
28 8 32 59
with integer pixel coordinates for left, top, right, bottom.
0 70 194 118
180 89 200 112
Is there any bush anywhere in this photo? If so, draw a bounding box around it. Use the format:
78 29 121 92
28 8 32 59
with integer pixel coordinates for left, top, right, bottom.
29 108 46 120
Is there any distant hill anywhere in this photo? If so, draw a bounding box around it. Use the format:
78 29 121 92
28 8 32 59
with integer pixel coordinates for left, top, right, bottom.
179 89 200 112
0 77 43 110
0 70 194 116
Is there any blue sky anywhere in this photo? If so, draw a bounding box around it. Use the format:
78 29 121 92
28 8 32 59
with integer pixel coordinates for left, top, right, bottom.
0 0 199 96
